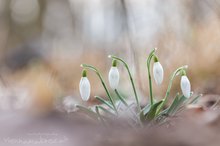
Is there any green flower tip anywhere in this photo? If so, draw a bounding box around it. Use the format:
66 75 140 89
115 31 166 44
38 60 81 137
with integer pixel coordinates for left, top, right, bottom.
112 59 117 67
82 69 87 77
181 69 186 76
80 64 83 67
154 56 159 62
154 47 158 51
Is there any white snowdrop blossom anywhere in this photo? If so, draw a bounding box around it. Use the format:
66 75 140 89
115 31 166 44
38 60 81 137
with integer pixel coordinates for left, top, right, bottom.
108 66 120 90
153 62 164 85
79 77 91 101
181 75 191 98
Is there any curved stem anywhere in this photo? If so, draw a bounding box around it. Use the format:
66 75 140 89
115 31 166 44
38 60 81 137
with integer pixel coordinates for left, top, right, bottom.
156 65 188 115
109 56 141 112
146 49 156 106
81 64 118 114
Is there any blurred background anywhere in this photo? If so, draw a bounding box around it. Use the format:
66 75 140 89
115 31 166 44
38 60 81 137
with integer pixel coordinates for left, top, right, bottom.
0 0 220 113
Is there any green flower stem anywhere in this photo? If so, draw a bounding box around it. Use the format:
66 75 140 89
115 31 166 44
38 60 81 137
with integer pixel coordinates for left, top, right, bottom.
81 64 118 114
108 55 141 112
156 65 188 115
115 89 128 107
146 48 157 106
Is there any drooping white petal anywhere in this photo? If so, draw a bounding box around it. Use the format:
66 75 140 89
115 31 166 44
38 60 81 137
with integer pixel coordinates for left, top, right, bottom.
108 67 120 89
153 62 164 85
181 76 191 98
79 77 91 101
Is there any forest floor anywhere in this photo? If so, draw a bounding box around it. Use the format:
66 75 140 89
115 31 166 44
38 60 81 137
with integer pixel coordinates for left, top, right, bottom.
0 94 219 146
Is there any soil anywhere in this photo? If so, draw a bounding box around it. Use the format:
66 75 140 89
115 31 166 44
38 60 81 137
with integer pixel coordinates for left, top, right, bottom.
0 94 220 146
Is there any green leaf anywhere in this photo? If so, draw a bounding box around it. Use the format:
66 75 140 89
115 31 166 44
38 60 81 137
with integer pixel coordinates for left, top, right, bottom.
139 110 145 123
95 106 105 123
166 94 187 116
166 93 180 114
96 105 116 117
115 89 128 106
188 94 202 104
145 100 163 121
139 103 151 123
76 105 99 120
95 96 114 110
141 103 151 115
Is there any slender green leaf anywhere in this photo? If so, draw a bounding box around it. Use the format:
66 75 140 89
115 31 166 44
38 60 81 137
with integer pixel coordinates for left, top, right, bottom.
145 100 163 121
175 94 202 114
166 94 187 116
166 93 180 114
142 103 151 115
115 89 128 106
188 94 202 104
139 110 145 122
95 106 105 123
76 105 99 120
139 103 151 123
97 105 116 117
95 96 114 110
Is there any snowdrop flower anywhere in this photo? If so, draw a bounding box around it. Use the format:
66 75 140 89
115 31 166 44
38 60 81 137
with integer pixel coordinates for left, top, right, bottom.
79 70 91 101
153 56 164 85
108 60 120 90
180 71 191 98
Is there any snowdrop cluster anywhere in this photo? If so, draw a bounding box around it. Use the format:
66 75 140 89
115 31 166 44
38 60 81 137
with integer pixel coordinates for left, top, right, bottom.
77 48 199 126
152 57 191 99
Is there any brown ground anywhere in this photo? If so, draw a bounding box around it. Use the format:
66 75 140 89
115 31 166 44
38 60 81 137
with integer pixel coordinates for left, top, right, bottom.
0 94 220 146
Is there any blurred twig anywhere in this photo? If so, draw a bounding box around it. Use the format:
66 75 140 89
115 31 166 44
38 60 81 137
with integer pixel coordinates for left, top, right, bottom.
120 0 145 96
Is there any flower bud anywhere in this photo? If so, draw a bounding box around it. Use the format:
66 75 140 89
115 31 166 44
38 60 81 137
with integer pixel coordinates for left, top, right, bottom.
79 70 91 101
180 75 191 98
153 58 164 85
108 60 120 89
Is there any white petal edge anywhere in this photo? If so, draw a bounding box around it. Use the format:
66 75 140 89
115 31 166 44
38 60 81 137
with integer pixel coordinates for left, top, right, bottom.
79 77 91 101
108 67 120 89
153 62 164 85
181 76 191 98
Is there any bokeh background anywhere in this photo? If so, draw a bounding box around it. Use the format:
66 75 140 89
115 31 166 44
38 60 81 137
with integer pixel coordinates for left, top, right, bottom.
0 0 220 112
